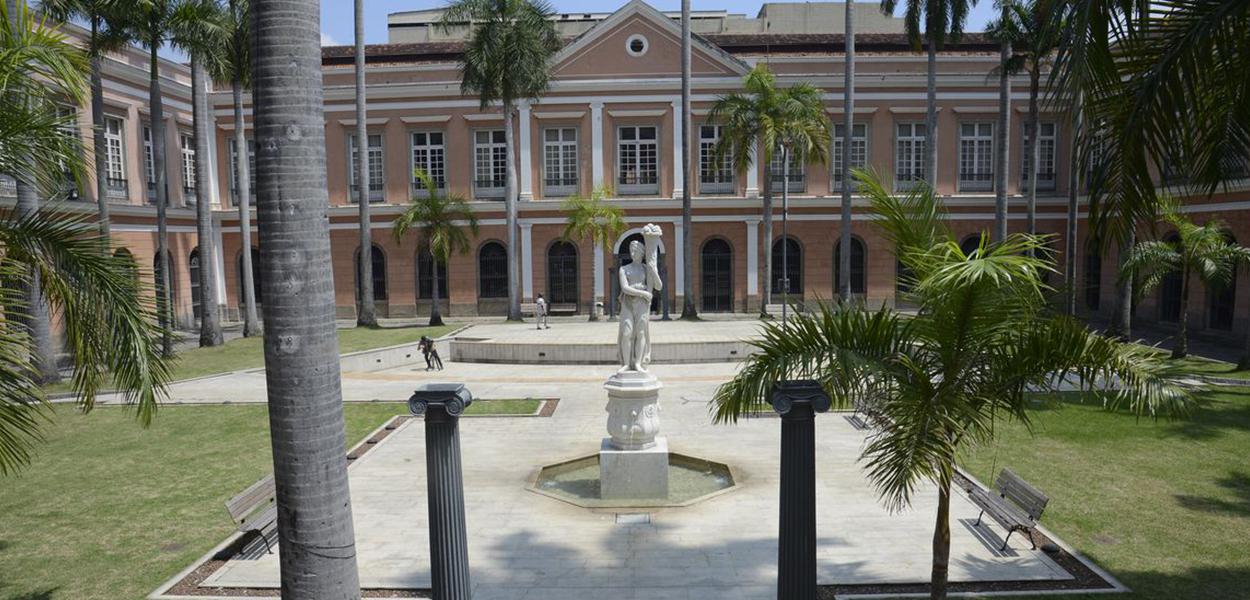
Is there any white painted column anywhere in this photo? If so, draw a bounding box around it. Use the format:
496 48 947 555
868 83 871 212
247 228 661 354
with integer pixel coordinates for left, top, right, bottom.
745 155 759 198
671 100 683 198
518 101 534 201
673 220 685 293
591 101 605 189
207 120 221 207
746 218 759 295
593 244 605 299
213 216 227 305
520 221 534 301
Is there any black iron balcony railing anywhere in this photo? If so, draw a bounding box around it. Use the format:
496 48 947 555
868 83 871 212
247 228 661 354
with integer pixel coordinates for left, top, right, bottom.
474 178 506 189
544 177 578 187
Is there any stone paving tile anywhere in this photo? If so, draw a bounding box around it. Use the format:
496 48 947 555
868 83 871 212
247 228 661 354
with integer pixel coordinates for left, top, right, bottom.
181 323 1075 598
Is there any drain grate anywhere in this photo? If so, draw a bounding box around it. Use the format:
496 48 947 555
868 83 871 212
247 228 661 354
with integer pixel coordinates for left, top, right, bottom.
615 513 651 525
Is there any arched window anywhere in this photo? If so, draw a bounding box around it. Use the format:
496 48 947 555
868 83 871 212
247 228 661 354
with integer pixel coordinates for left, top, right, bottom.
355 245 388 301
1159 232 1182 322
700 238 732 312
1084 251 1102 311
416 247 447 300
1210 233 1237 330
113 248 138 280
237 248 261 307
189 248 202 320
547 241 578 305
834 237 866 296
477 242 507 298
771 237 802 295
960 234 983 258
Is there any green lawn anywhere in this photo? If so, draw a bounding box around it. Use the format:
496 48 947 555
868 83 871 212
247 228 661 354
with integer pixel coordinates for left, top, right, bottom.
45 324 459 394
0 398 537 600
1160 355 1250 380
959 387 1250 599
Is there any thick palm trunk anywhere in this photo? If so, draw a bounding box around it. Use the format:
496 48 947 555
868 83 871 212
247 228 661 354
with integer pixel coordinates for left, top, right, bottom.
149 41 174 357
1026 69 1040 243
233 80 261 337
1065 91 1084 316
925 38 938 186
504 104 521 321
1112 229 1135 339
930 471 953 600
993 6 1011 244
353 0 376 327
429 257 444 327
838 0 855 301
14 179 59 383
192 56 222 347
1173 266 1190 358
252 0 362 595
761 161 774 316
679 0 695 319
90 18 110 241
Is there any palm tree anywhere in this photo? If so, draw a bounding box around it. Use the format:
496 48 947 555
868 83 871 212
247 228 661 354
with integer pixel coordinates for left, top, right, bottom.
1 0 172 475
678 0 695 319
250 0 362 594
211 0 260 337
560 186 626 321
713 169 1191 600
1122 209 1244 359
119 0 221 357
993 0 1011 242
169 0 226 347
352 0 375 327
879 0 979 186
838 0 856 301
38 0 130 242
708 65 830 317
440 0 561 322
393 169 479 327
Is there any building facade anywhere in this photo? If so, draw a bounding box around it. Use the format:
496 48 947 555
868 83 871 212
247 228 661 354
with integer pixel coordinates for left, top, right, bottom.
8 0 1250 341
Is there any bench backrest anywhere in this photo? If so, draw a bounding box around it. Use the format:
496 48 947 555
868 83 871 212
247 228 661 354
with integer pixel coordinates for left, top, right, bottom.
994 469 1049 520
226 475 276 523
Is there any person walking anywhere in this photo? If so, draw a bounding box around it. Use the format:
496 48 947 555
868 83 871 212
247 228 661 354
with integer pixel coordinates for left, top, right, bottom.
419 335 434 371
536 293 550 330
428 338 444 371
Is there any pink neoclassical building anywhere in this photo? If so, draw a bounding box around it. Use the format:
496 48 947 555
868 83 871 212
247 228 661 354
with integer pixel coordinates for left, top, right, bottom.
9 1 1250 340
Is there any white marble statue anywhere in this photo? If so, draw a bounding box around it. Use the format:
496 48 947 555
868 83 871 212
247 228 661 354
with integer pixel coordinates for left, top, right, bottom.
617 224 663 372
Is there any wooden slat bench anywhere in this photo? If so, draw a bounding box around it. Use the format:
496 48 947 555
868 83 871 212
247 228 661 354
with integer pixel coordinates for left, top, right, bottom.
967 468 1050 551
224 475 278 554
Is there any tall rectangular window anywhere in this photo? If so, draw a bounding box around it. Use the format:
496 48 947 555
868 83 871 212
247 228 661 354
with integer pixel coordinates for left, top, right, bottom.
180 133 196 198
229 138 256 202
832 123 868 191
769 147 805 193
616 125 658 195
142 124 156 199
543 127 578 197
1021 122 1057 191
699 124 733 194
958 122 994 191
55 106 80 199
104 116 127 197
894 122 927 189
348 133 384 203
474 129 506 199
410 131 445 196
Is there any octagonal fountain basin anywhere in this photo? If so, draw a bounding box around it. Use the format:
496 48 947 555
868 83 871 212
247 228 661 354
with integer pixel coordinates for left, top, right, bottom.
529 453 738 508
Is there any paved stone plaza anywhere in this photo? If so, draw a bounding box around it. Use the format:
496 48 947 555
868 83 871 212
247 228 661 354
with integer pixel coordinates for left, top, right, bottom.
154 320 1086 599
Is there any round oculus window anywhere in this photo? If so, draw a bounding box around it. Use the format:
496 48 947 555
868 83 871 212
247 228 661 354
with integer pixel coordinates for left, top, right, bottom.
626 34 648 57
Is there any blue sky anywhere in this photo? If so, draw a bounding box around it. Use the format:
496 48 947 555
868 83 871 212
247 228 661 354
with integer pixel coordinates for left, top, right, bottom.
316 0 1001 46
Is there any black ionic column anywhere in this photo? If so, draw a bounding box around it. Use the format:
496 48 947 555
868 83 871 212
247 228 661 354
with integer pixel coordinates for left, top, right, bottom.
770 380 832 600
409 383 474 600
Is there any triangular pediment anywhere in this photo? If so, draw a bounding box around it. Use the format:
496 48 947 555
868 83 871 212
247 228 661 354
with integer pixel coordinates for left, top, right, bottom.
550 0 749 80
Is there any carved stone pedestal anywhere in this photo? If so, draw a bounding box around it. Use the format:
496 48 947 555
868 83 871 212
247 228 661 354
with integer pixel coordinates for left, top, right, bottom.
600 371 669 499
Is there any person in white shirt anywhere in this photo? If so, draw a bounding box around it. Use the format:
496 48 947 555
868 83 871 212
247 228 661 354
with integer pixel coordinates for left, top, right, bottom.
536 293 549 330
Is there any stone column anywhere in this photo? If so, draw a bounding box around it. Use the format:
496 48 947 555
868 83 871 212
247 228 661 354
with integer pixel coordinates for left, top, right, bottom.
770 380 831 600
671 100 684 198
521 221 534 302
746 218 760 311
409 384 474 600
591 101 605 189
518 101 534 201
746 154 760 198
